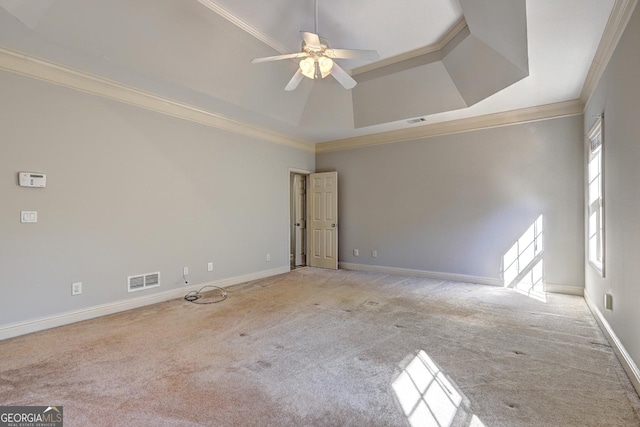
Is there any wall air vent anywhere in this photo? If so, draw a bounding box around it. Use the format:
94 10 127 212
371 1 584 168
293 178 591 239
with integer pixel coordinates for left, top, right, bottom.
128 272 161 292
407 118 426 124
145 272 159 287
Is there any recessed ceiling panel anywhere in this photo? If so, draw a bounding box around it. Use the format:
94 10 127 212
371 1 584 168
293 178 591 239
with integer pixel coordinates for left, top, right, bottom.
299 78 354 129
442 35 529 106
353 61 467 128
459 0 528 73
0 0 55 29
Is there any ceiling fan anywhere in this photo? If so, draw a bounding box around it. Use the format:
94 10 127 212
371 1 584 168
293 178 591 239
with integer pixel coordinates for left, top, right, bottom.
250 0 379 91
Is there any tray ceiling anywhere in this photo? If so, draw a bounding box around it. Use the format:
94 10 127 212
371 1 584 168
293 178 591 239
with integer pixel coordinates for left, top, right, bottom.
0 0 617 144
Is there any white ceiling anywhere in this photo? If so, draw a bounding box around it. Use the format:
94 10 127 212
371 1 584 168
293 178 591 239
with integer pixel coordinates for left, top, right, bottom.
0 0 616 144
206 0 464 67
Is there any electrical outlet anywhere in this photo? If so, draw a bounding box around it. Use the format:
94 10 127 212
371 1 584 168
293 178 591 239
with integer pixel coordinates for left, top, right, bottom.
266 253 271 262
372 250 378 258
183 267 189 276
207 262 213 272
353 249 359 256
72 282 82 296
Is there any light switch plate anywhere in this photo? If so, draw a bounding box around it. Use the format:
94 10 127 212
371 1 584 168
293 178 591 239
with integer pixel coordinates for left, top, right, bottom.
21 211 37 223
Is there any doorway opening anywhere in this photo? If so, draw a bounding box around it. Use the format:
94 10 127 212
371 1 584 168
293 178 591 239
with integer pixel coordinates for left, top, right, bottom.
289 169 339 271
290 171 309 270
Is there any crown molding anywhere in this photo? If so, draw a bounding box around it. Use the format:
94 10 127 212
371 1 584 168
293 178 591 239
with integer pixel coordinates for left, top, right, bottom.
315 100 585 153
351 18 468 76
197 0 290 55
0 46 314 153
581 0 638 104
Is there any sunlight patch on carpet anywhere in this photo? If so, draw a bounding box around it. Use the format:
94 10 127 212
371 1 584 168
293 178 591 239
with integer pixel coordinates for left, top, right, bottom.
392 350 485 427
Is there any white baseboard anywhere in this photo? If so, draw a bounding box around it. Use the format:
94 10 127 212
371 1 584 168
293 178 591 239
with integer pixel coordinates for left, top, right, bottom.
339 262 504 287
0 266 290 341
584 288 640 396
544 282 584 296
339 262 584 296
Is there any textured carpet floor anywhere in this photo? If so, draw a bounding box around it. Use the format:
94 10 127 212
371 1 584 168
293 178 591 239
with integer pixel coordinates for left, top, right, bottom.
0 268 639 426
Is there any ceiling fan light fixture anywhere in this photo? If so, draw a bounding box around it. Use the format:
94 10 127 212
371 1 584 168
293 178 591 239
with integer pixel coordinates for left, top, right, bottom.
299 56 333 80
299 57 316 79
318 56 334 78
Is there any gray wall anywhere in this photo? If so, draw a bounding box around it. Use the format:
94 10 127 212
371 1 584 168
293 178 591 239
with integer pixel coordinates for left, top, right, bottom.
317 116 585 290
584 5 640 373
0 70 314 326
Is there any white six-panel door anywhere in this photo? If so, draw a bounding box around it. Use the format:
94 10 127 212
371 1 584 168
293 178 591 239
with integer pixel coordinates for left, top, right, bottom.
307 172 338 270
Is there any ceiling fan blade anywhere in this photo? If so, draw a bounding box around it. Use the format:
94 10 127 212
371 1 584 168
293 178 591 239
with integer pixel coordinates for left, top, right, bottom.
324 48 380 61
302 31 322 49
251 52 307 64
330 63 357 90
285 69 304 91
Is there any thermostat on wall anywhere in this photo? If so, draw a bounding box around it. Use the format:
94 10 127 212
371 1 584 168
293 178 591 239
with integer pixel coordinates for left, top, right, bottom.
19 172 46 188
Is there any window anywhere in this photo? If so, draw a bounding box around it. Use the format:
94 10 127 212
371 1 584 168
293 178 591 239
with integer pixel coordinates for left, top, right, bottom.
587 115 604 276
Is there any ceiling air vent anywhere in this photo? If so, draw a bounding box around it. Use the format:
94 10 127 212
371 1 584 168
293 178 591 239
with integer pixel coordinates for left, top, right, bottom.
407 118 426 124
128 272 161 292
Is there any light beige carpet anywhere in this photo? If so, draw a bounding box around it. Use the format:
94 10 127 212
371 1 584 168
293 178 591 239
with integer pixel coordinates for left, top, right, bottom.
0 268 639 426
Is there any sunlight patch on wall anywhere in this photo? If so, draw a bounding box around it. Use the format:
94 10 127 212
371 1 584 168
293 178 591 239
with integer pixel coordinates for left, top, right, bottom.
502 215 546 301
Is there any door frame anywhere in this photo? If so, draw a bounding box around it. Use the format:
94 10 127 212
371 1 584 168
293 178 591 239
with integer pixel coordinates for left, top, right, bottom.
289 168 312 271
